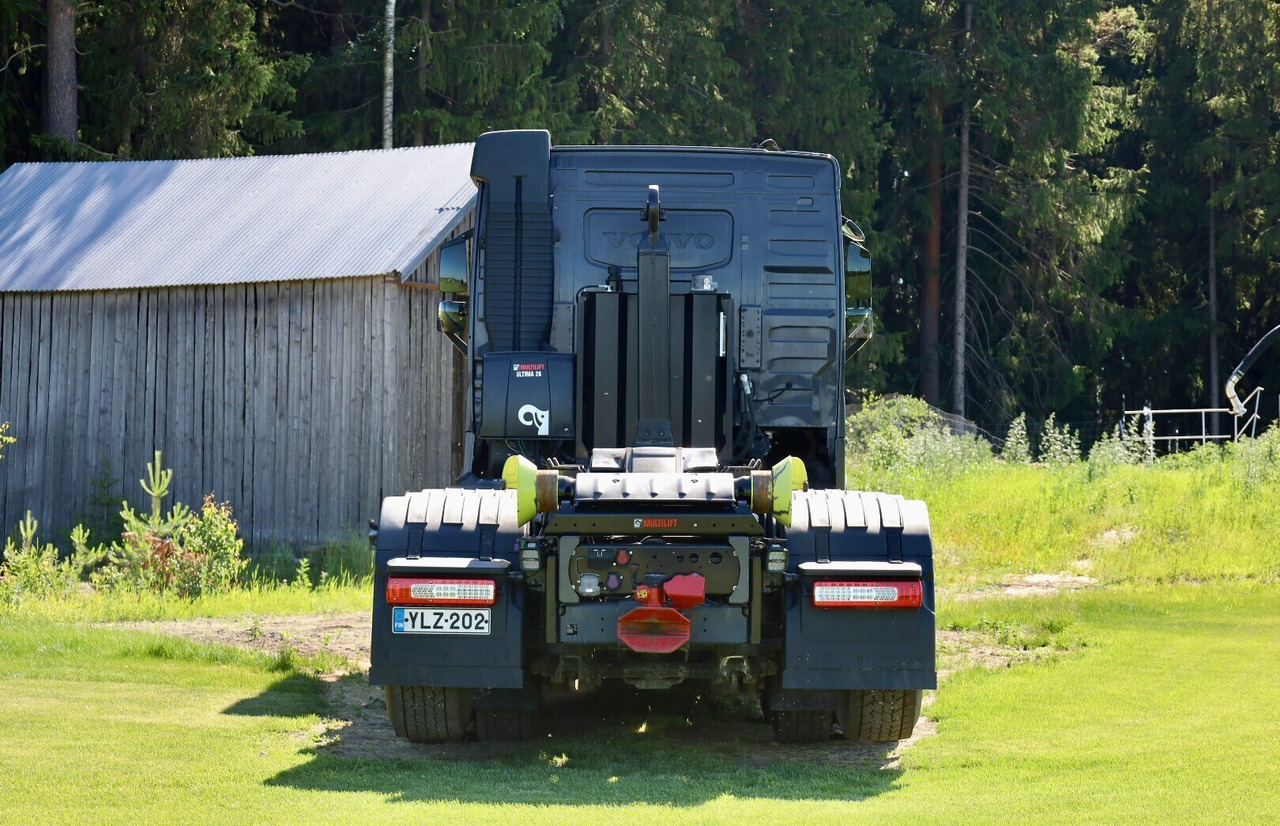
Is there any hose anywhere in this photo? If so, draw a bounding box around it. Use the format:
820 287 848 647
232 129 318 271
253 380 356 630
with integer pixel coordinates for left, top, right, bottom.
1225 323 1280 416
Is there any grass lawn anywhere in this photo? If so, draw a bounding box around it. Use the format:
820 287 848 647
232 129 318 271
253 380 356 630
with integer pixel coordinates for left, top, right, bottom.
7 579 370 623
2 581 1276 825
856 458 1280 590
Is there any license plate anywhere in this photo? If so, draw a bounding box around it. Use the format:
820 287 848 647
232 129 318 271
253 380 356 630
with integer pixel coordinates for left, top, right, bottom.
392 607 491 635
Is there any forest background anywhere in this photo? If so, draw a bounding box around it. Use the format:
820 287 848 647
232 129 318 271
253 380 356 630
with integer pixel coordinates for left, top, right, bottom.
3 0 1277 438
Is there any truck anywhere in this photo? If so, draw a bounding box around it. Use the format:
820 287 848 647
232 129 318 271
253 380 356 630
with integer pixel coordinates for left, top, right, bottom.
370 130 936 744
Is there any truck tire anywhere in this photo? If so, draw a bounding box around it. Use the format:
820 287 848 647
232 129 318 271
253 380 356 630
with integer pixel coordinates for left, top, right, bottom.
838 689 923 742
771 710 833 743
474 707 536 742
385 685 472 743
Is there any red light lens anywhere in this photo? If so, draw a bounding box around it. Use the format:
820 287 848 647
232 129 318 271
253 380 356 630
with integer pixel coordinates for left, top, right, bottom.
386 577 496 606
812 580 922 609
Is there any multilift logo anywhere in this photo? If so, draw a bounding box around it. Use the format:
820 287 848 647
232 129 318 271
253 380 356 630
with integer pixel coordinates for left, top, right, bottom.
517 404 550 436
635 518 678 529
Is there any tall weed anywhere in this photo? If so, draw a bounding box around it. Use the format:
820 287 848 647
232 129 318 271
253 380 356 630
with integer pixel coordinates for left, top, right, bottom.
1002 414 1032 463
1037 413 1081 465
844 398 1280 588
1228 422 1280 490
1086 416 1147 477
1 514 83 606
0 421 15 459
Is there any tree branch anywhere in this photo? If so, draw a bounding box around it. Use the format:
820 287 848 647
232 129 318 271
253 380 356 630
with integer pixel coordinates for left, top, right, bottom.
1 44 44 75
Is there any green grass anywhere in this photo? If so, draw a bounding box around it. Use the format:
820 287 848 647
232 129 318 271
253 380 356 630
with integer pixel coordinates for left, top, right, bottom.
2 582 1277 824
854 456 1280 589
3 578 369 623
3 435 1278 823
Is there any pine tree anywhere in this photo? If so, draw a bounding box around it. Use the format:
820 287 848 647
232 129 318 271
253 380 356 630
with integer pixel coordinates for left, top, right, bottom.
1 0 46 166
79 0 307 158
556 0 751 146
875 0 1139 422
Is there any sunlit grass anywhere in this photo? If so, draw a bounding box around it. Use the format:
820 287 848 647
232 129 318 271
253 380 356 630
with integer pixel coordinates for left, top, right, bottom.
3 577 370 623
3 412 1278 822
1 583 1276 824
854 453 1280 590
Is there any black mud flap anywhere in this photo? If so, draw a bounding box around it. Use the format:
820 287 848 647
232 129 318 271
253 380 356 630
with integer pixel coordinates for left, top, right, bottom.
370 556 527 688
781 490 937 691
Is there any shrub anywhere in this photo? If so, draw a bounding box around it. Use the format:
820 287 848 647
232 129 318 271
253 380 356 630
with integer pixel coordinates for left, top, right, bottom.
1002 413 1032 463
1038 413 1080 466
847 395 992 479
68 524 110 580
1 513 79 606
182 496 247 594
1229 422 1280 490
71 458 125 549
848 394 944 471
291 556 313 591
1087 417 1147 471
95 451 194 591
93 452 247 597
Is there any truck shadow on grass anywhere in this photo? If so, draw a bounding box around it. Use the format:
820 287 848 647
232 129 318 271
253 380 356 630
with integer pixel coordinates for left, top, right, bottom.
241 674 917 805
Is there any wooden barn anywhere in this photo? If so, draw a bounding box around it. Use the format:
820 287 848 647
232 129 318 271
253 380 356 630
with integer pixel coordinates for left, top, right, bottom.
0 145 476 548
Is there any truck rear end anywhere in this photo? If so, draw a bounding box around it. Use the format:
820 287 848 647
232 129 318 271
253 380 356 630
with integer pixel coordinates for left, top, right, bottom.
370 130 935 743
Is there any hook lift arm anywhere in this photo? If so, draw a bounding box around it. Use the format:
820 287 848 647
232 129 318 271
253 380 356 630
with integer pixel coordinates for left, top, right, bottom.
1225 323 1280 416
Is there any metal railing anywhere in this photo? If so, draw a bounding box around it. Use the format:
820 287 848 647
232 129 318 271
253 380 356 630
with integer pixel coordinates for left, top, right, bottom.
1124 386 1265 450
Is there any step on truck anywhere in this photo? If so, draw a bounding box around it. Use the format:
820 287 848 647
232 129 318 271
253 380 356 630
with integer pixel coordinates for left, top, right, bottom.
370 130 936 744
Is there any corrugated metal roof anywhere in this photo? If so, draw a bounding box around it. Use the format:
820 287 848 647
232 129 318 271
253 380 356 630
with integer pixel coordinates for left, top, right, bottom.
0 144 477 292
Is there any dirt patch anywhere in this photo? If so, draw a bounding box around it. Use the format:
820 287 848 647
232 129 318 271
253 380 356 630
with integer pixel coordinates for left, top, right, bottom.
1096 527 1137 546
103 612 371 671
102 606 1035 768
943 572 1097 603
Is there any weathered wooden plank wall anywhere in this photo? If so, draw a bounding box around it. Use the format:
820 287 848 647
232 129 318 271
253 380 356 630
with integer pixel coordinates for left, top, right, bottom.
0 273 464 549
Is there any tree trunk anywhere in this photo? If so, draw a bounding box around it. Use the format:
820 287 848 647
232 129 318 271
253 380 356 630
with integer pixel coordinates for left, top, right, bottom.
382 0 397 149
329 0 349 47
411 0 431 146
952 100 971 419
920 93 942 406
951 0 973 419
44 0 77 146
1208 175 1219 435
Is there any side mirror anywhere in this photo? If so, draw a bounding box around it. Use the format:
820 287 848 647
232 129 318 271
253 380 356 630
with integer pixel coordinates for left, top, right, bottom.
437 299 468 354
438 300 467 335
845 240 872 343
439 233 471 294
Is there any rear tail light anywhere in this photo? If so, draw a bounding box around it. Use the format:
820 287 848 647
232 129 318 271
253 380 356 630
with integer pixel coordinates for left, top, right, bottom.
386 577 496 606
812 580 922 609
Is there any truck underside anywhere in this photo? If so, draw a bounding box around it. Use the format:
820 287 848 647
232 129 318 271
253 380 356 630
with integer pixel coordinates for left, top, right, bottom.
370 131 935 744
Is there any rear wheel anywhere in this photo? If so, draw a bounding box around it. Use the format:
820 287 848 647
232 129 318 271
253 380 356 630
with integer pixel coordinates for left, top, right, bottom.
474 707 537 742
770 710 833 743
385 685 472 743
838 689 923 742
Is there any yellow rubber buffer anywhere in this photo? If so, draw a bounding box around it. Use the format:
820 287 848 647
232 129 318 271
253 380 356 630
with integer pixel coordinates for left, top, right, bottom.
770 456 808 527
502 455 539 526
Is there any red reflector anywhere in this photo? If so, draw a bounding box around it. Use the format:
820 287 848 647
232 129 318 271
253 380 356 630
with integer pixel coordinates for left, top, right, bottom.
812 580 922 609
617 606 691 653
386 577 496 606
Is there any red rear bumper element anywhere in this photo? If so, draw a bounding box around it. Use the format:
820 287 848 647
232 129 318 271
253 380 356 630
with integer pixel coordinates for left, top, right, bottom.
617 606 692 653
663 573 706 609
